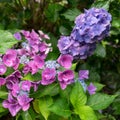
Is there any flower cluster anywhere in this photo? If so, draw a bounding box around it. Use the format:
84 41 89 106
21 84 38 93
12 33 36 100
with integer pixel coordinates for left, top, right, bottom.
58 8 112 59
0 7 111 116
0 30 51 116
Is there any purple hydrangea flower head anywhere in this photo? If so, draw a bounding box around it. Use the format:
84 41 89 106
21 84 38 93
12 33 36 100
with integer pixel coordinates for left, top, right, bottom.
41 68 56 85
13 32 22 40
57 8 111 60
87 83 97 95
79 70 89 80
57 54 73 69
58 70 74 90
3 49 19 70
0 64 7 75
0 77 6 86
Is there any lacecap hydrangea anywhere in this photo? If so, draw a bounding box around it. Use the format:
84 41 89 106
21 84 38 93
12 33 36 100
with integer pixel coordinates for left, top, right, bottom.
57 8 112 60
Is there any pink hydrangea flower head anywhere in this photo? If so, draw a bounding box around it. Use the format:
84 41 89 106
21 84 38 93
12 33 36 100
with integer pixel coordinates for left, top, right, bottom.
57 54 73 69
0 64 7 75
41 68 56 85
79 70 89 80
58 70 74 90
87 83 97 95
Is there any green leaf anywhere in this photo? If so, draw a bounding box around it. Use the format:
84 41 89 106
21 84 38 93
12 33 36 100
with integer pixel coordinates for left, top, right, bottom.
62 8 81 21
94 44 106 58
87 93 117 110
33 99 40 114
0 30 18 54
59 26 70 35
0 0 12 2
39 96 53 120
70 81 87 109
0 102 6 113
89 71 100 82
91 82 105 92
23 72 41 81
30 83 59 98
0 91 8 99
49 98 71 118
91 0 113 10
76 106 98 120
45 3 63 22
21 111 32 120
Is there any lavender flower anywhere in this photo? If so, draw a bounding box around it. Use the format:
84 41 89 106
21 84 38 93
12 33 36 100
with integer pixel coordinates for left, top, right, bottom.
57 36 73 54
41 68 56 85
58 70 74 90
87 83 97 95
79 70 89 80
57 54 73 69
13 32 22 40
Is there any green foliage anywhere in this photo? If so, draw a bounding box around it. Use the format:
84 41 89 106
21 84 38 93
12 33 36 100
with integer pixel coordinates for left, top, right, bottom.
39 96 53 120
94 44 106 58
87 93 117 110
0 90 8 99
91 0 113 10
0 0 120 119
0 30 18 54
30 83 59 98
70 81 87 109
48 98 71 118
45 3 63 23
76 106 98 120
23 72 41 81
62 8 81 21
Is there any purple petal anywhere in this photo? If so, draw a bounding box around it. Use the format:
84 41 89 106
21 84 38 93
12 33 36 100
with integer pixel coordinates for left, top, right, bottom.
0 64 7 75
57 54 73 69
13 32 22 40
79 70 89 80
87 83 97 95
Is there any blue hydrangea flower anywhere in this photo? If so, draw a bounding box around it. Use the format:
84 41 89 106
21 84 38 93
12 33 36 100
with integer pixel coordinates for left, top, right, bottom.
57 8 112 60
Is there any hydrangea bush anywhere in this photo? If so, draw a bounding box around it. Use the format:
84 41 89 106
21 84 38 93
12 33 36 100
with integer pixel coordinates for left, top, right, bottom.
0 7 117 120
